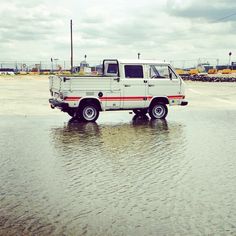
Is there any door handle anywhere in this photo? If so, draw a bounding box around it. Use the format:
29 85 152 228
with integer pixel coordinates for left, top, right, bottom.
148 84 155 87
124 85 131 87
114 77 120 82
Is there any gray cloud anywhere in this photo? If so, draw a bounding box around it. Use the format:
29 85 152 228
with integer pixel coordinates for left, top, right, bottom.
0 0 235 63
166 0 236 22
7 0 46 7
0 4 68 43
0 2 70 60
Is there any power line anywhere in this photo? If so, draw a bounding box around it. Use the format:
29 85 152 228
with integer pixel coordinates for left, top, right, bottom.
213 12 236 23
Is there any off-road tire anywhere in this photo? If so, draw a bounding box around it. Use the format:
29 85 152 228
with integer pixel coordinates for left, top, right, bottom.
149 103 168 119
79 103 99 122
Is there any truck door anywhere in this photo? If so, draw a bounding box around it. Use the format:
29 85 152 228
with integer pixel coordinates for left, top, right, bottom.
106 76 121 110
102 61 121 109
147 64 181 101
121 64 147 109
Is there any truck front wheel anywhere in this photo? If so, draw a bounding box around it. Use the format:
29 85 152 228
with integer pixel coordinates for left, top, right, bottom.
149 103 168 119
79 103 99 122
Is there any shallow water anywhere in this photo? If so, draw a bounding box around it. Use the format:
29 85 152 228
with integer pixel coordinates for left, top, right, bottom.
0 79 236 235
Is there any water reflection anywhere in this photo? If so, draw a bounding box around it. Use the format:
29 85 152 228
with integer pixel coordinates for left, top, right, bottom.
132 114 168 130
1 116 189 236
4 117 186 235
67 118 101 136
51 116 186 173
36 116 188 235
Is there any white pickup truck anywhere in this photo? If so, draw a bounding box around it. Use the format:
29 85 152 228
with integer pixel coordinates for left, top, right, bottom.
49 59 188 122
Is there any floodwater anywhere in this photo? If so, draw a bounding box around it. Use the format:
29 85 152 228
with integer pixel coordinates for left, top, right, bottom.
0 77 236 235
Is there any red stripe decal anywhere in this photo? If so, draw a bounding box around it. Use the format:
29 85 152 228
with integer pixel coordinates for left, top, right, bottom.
100 96 153 101
64 97 81 101
167 95 185 99
64 95 184 102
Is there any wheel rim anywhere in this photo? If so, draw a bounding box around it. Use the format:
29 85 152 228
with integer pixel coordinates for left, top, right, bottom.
83 106 97 121
152 104 165 118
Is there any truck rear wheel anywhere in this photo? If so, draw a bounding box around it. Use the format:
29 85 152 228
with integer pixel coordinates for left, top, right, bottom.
79 103 99 122
149 103 168 119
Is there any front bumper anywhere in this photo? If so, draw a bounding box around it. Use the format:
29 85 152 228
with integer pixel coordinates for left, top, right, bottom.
49 98 69 110
181 100 188 106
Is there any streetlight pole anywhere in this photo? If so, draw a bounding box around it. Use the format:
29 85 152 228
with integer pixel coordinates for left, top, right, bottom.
51 58 53 73
228 52 232 69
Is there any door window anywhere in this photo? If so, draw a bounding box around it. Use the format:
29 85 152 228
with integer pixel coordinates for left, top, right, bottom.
124 65 143 78
150 65 170 79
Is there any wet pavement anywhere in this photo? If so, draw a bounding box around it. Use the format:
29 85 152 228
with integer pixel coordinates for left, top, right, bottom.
0 77 236 235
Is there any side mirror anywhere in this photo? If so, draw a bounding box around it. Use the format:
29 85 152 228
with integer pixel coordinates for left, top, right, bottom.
169 73 172 80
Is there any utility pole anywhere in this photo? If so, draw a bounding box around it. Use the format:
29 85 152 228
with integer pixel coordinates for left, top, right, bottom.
51 58 53 73
228 52 232 69
70 19 73 73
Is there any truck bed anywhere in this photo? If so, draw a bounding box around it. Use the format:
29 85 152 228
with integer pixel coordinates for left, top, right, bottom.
49 75 113 92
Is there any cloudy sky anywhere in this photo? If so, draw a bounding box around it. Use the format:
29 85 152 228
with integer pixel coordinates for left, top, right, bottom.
0 0 236 65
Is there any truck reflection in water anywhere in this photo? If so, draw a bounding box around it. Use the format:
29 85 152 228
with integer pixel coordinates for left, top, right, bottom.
45 116 188 235
50 115 186 165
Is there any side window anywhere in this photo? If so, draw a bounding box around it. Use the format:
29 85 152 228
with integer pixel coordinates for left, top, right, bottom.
107 63 118 74
150 65 169 79
124 65 143 78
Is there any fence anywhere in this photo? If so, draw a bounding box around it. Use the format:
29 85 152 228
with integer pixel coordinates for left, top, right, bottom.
0 60 102 73
0 58 230 73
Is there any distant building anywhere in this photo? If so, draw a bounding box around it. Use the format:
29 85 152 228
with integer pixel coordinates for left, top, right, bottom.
95 64 103 74
0 68 15 75
73 66 80 73
80 60 89 70
231 62 236 70
197 63 213 73
0 68 15 72
216 65 228 70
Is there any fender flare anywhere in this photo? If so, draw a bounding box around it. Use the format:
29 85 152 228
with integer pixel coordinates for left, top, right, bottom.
148 97 169 108
78 97 103 111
